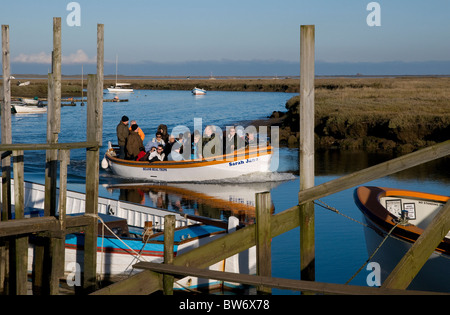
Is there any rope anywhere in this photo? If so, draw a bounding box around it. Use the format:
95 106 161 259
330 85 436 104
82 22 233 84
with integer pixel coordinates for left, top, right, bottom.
345 221 401 284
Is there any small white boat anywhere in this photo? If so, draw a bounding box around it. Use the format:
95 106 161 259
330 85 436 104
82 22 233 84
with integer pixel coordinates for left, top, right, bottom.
12 103 47 114
18 81 30 86
192 87 206 95
354 186 450 292
102 142 273 182
5 180 255 291
20 98 40 105
107 83 134 93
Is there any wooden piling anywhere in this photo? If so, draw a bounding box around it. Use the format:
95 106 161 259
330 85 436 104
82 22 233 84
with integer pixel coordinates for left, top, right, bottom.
163 215 175 295
83 24 104 293
256 192 272 294
10 150 27 295
299 25 315 282
1 24 12 294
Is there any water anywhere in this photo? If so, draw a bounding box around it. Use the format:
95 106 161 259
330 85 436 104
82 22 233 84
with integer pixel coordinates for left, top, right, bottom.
7 89 449 294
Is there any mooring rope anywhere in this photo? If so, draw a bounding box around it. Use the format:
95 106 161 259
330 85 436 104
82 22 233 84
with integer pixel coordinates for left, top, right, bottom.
345 221 401 284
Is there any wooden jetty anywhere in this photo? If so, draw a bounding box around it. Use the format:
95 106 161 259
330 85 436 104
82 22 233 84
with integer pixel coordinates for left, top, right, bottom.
1 22 450 296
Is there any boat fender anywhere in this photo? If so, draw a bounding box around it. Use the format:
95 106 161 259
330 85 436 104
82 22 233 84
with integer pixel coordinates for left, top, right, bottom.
101 157 109 169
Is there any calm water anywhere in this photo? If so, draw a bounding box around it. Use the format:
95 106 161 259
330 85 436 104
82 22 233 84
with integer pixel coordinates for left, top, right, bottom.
7 89 449 294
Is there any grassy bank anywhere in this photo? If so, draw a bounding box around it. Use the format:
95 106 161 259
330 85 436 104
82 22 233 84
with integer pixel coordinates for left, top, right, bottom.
277 76 450 153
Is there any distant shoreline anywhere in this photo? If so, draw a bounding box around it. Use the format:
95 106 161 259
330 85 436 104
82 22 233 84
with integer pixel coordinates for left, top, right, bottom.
4 76 449 154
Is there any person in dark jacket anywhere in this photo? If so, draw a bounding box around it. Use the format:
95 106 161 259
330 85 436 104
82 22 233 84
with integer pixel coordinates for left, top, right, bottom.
116 115 129 159
126 124 144 160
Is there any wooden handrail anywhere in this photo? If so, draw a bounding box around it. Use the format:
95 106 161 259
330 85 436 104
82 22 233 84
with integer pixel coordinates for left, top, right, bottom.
0 141 100 152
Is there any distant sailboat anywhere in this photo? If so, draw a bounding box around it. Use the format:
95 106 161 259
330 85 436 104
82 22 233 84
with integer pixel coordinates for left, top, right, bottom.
107 55 134 93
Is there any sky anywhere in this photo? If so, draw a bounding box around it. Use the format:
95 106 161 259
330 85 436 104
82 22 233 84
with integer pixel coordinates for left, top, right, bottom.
1 0 450 76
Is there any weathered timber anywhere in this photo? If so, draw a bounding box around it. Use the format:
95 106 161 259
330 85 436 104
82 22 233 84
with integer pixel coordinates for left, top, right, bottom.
299 24 316 283
382 199 450 290
10 150 27 294
255 192 272 294
0 215 92 238
133 262 447 295
163 215 175 295
0 142 99 151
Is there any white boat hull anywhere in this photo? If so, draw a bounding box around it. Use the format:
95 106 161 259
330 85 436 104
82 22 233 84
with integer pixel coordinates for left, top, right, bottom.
192 88 206 95
362 215 450 292
107 88 134 93
104 146 273 182
13 104 47 114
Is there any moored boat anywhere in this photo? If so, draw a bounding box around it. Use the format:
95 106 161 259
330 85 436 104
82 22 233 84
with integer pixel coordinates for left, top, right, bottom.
107 83 134 93
5 180 255 291
354 186 450 292
102 142 273 182
192 87 206 95
20 97 40 105
12 102 47 114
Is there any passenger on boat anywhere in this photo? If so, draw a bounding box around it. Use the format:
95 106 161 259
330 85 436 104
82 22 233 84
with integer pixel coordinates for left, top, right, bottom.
192 131 202 160
224 126 245 154
246 132 258 148
126 124 145 160
116 115 129 159
163 135 176 160
148 144 165 162
145 131 166 152
156 124 169 144
129 120 145 141
202 125 223 159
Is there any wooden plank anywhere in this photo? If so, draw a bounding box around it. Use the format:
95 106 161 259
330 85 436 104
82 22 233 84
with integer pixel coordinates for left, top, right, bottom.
0 142 99 151
0 215 92 238
382 199 450 290
163 215 175 295
255 192 271 294
133 262 446 295
299 24 316 282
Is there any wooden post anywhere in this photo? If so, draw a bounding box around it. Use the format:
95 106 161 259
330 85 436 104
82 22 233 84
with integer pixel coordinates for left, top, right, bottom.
255 192 272 294
382 200 450 290
83 74 100 293
96 24 104 146
34 17 62 295
163 215 175 295
10 150 27 295
1 24 12 294
299 25 315 282
83 25 103 293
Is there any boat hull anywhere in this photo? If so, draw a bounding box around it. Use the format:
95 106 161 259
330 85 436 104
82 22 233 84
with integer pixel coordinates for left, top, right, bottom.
13 104 47 114
192 88 206 95
104 146 273 182
354 186 450 292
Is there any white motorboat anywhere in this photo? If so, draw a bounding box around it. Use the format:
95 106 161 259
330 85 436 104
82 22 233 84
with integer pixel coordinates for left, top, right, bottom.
102 142 273 182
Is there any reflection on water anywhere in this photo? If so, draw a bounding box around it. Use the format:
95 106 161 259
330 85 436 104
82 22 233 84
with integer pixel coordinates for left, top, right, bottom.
106 181 284 224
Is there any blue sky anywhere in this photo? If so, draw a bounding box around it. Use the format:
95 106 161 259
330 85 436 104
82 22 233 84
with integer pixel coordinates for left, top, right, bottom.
1 0 450 75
